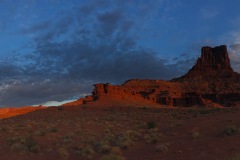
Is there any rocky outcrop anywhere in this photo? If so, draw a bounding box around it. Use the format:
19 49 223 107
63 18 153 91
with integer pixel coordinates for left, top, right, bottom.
192 45 232 71
62 96 93 107
63 45 240 107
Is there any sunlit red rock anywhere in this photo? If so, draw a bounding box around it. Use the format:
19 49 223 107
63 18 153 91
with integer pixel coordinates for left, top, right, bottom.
0 106 44 119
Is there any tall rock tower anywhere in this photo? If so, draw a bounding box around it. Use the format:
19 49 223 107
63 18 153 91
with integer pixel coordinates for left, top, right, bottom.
191 45 232 71
172 45 238 82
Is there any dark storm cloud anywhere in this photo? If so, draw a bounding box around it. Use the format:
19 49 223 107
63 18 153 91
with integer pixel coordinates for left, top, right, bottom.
0 0 192 107
31 16 74 42
97 10 123 35
29 38 178 82
0 62 22 79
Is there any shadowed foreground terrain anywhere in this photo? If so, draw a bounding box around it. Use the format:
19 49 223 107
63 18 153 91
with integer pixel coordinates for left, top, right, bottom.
1 106 240 160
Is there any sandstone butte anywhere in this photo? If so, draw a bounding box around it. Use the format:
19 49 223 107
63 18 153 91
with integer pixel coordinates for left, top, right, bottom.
62 45 240 108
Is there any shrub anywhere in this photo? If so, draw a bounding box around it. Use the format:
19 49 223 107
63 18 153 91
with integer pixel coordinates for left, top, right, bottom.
105 115 116 121
144 128 161 144
49 127 58 132
35 130 46 136
94 139 110 153
116 130 141 149
144 134 158 144
191 131 200 139
111 146 122 155
103 133 115 144
0 127 7 132
155 144 169 153
125 130 141 141
117 136 133 149
147 121 157 129
140 106 147 110
100 144 112 153
223 125 240 136
75 145 95 159
57 147 69 160
57 106 64 111
6 135 40 153
62 134 73 144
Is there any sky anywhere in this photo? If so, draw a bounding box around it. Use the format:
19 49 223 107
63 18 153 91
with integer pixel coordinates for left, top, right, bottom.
0 0 240 107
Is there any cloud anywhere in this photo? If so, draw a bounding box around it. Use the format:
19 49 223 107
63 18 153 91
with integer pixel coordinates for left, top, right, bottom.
0 62 23 81
230 44 240 52
229 43 240 72
35 100 76 107
30 38 180 81
219 29 240 72
0 0 191 107
0 78 93 107
97 10 123 36
20 20 51 34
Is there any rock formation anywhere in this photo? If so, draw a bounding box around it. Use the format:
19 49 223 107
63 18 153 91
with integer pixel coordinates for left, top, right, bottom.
62 96 93 106
173 45 238 82
63 45 240 107
192 45 232 71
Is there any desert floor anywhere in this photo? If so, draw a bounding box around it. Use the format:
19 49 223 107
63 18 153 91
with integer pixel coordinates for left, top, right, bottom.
0 106 240 160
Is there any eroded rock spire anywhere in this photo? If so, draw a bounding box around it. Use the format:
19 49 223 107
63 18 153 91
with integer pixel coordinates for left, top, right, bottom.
192 45 232 71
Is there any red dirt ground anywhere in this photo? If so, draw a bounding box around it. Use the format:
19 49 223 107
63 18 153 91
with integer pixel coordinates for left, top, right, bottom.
0 105 240 160
0 106 44 119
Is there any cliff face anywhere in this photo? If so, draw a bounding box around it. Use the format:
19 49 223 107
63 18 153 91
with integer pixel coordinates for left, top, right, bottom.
192 45 232 71
172 45 239 82
63 45 240 107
